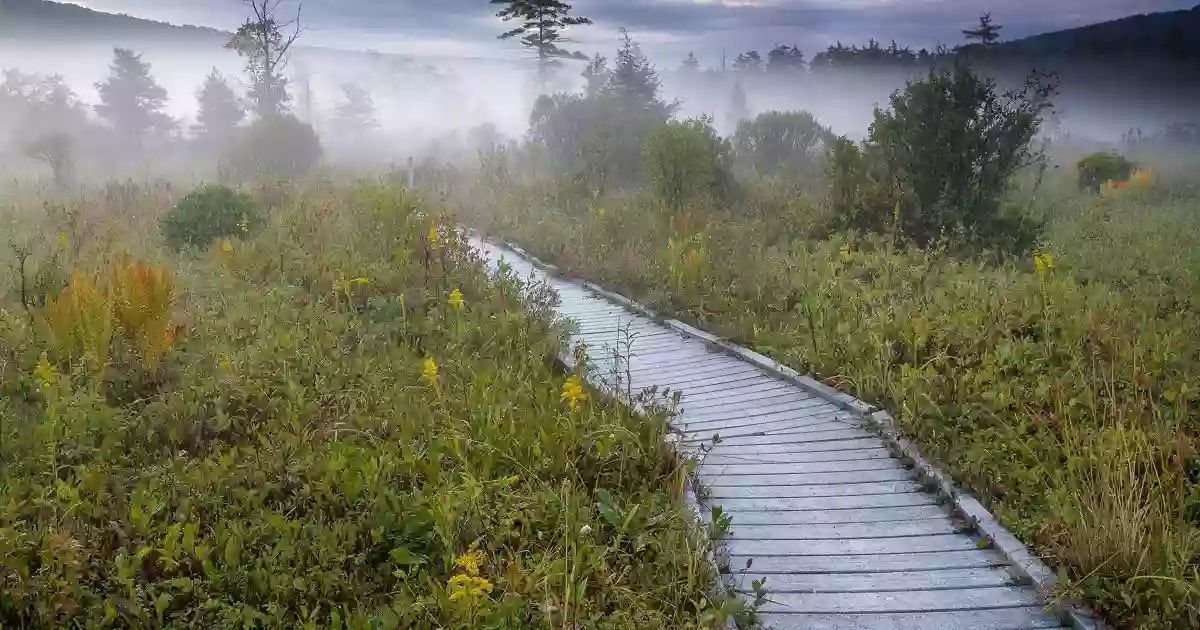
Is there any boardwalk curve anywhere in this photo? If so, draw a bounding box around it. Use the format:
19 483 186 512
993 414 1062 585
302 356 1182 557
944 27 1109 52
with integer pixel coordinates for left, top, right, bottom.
470 235 1090 630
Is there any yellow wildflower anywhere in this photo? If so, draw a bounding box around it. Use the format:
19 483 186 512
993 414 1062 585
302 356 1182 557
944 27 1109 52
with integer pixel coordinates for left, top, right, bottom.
57 231 69 250
448 288 465 311
218 354 232 371
454 550 483 577
427 224 440 247
1034 251 1055 277
561 374 588 410
422 357 439 386
220 238 234 253
838 243 852 262
34 352 58 391
447 573 493 602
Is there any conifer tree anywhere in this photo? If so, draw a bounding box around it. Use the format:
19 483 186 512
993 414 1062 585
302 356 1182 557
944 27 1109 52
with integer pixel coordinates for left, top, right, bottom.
193 68 245 143
491 0 592 90
963 12 1003 46
94 48 175 145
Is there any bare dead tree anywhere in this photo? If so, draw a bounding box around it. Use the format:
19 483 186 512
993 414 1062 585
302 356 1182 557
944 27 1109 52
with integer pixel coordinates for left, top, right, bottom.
225 0 304 117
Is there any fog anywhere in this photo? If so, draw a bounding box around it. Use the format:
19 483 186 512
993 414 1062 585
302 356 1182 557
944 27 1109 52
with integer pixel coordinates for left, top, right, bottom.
1 23 1197 186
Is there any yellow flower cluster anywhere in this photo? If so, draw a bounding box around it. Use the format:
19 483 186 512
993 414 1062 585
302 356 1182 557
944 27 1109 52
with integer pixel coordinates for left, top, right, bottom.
448 288 465 311
422 357 439 387
33 352 58 392
1034 251 1055 277
561 374 588 410
448 550 493 603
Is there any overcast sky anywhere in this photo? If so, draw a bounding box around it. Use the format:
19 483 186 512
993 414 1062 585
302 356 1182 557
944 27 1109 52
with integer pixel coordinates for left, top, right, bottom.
64 0 1194 64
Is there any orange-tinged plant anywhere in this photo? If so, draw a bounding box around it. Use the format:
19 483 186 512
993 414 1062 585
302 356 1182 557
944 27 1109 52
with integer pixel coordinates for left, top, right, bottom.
109 254 179 371
1130 168 1154 188
42 270 114 375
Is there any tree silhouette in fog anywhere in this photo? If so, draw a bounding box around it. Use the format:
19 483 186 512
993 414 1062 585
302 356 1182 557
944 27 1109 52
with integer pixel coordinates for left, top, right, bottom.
963 12 1003 46
333 83 379 138
193 68 245 145
94 48 174 146
226 0 302 117
492 0 593 90
767 45 807 73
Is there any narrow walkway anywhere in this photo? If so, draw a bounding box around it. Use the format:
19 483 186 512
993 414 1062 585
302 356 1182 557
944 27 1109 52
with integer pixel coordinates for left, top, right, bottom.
471 238 1069 630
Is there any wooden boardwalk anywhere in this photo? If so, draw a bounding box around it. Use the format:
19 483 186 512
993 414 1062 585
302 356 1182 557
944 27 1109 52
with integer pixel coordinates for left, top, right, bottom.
471 237 1074 630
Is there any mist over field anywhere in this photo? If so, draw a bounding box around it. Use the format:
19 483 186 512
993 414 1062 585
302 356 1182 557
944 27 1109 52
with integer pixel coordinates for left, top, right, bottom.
2 0 1199 181
2 2 1200 629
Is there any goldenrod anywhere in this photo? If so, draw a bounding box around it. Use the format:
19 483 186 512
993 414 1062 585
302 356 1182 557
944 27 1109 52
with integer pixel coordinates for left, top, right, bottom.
448 288 465 311
422 357 439 387
1034 251 1055 277
561 374 588 410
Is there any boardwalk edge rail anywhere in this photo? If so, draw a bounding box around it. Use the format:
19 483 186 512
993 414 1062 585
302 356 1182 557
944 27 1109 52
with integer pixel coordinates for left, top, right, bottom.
469 230 1103 630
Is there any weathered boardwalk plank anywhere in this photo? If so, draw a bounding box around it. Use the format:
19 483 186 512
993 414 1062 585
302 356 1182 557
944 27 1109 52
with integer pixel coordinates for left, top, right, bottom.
471 237 1069 629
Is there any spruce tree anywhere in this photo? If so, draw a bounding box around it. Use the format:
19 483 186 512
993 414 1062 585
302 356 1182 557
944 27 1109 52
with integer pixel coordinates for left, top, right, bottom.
963 13 1003 46
193 68 245 143
94 48 174 145
581 54 609 97
681 52 700 72
491 0 592 90
608 29 673 120
767 44 806 73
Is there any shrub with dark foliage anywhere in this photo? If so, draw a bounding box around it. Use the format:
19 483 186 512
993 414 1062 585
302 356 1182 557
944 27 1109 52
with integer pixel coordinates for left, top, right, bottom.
830 62 1053 255
161 183 263 251
1077 151 1135 192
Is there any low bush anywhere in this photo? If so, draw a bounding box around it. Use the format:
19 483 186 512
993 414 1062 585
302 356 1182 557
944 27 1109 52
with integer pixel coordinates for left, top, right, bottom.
642 117 734 211
830 63 1050 255
1077 151 1136 192
160 183 263 251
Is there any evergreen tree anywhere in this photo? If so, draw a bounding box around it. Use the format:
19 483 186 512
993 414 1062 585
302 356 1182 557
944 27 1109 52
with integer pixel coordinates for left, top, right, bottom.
732 50 763 73
963 12 1003 46
193 68 245 143
94 47 174 145
767 44 806 73
581 54 609 97
681 52 700 72
607 29 675 120
491 0 592 90
333 83 379 136
226 0 301 117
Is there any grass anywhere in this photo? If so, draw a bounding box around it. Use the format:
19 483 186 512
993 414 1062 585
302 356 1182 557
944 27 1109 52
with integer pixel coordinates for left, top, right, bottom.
454 167 1200 629
0 180 734 629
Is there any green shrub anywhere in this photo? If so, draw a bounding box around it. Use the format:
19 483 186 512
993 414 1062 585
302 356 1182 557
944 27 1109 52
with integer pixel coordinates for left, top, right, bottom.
160 183 263 251
641 117 734 211
733 110 832 178
831 63 1050 254
1077 151 1135 192
221 113 323 181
